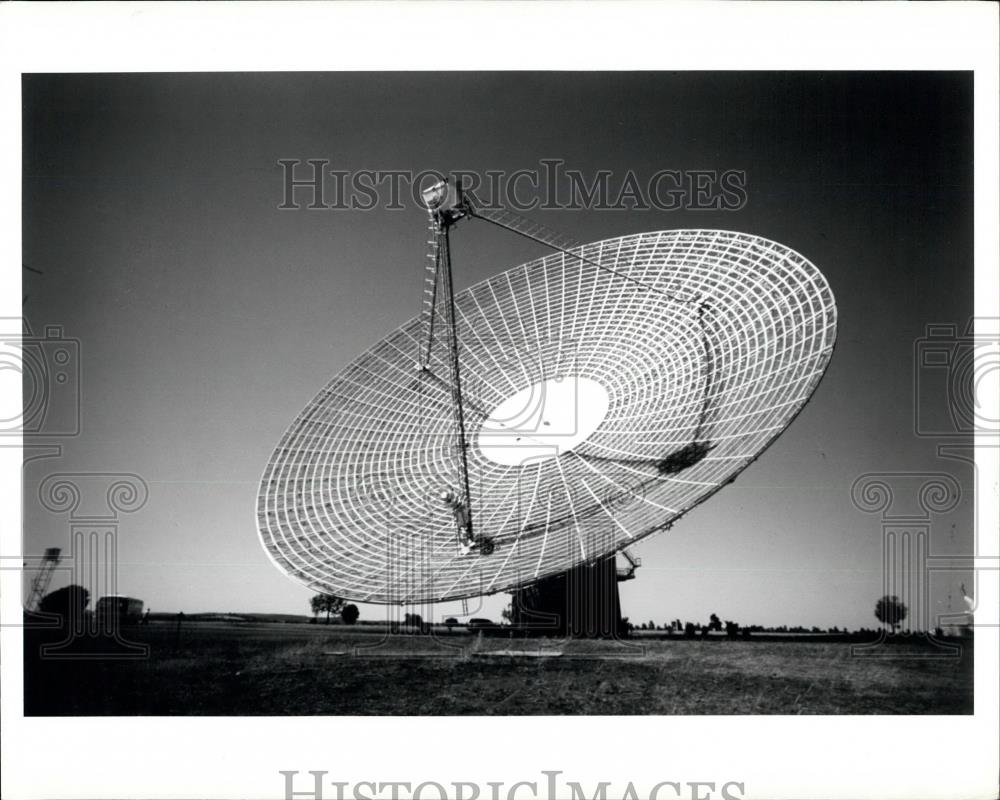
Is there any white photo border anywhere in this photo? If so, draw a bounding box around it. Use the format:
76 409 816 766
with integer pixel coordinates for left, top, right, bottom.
1 3 997 800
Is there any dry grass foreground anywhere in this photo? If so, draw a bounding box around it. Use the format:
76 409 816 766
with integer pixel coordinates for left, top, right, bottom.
24 620 973 716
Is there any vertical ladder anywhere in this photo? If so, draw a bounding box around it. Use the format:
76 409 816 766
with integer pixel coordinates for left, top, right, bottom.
418 211 442 369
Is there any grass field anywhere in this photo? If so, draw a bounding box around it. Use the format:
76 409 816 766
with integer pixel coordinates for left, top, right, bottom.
24 621 974 715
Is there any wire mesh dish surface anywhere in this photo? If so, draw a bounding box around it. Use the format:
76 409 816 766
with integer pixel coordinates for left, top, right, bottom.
257 229 837 603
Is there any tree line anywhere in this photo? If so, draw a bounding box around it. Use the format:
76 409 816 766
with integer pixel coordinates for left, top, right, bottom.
627 595 915 637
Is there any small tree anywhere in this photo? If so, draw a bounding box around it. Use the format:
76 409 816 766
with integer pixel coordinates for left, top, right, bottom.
874 595 908 634
310 593 344 624
340 604 359 625
39 584 90 625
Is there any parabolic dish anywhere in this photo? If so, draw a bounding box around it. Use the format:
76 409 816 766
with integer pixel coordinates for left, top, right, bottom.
257 229 837 603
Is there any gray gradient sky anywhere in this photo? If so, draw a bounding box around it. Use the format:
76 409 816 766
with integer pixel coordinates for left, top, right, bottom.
22 72 974 629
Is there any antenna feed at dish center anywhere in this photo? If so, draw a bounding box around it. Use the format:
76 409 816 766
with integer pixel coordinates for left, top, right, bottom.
421 178 470 225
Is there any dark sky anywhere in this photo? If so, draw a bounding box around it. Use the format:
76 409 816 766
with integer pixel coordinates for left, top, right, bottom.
21 71 974 628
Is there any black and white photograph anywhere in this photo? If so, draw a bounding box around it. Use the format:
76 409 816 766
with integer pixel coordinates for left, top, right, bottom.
2 4 998 800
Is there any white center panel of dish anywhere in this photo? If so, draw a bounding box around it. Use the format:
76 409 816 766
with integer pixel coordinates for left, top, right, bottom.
476 376 610 466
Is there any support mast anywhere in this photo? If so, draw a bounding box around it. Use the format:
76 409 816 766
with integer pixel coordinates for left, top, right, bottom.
420 180 493 554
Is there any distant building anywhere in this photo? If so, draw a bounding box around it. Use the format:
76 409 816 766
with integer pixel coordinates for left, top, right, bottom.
95 595 144 624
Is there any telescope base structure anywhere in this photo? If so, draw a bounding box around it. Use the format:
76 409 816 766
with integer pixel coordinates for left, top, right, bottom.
510 556 625 639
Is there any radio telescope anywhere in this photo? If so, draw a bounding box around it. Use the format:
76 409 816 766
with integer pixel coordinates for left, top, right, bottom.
257 180 837 635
